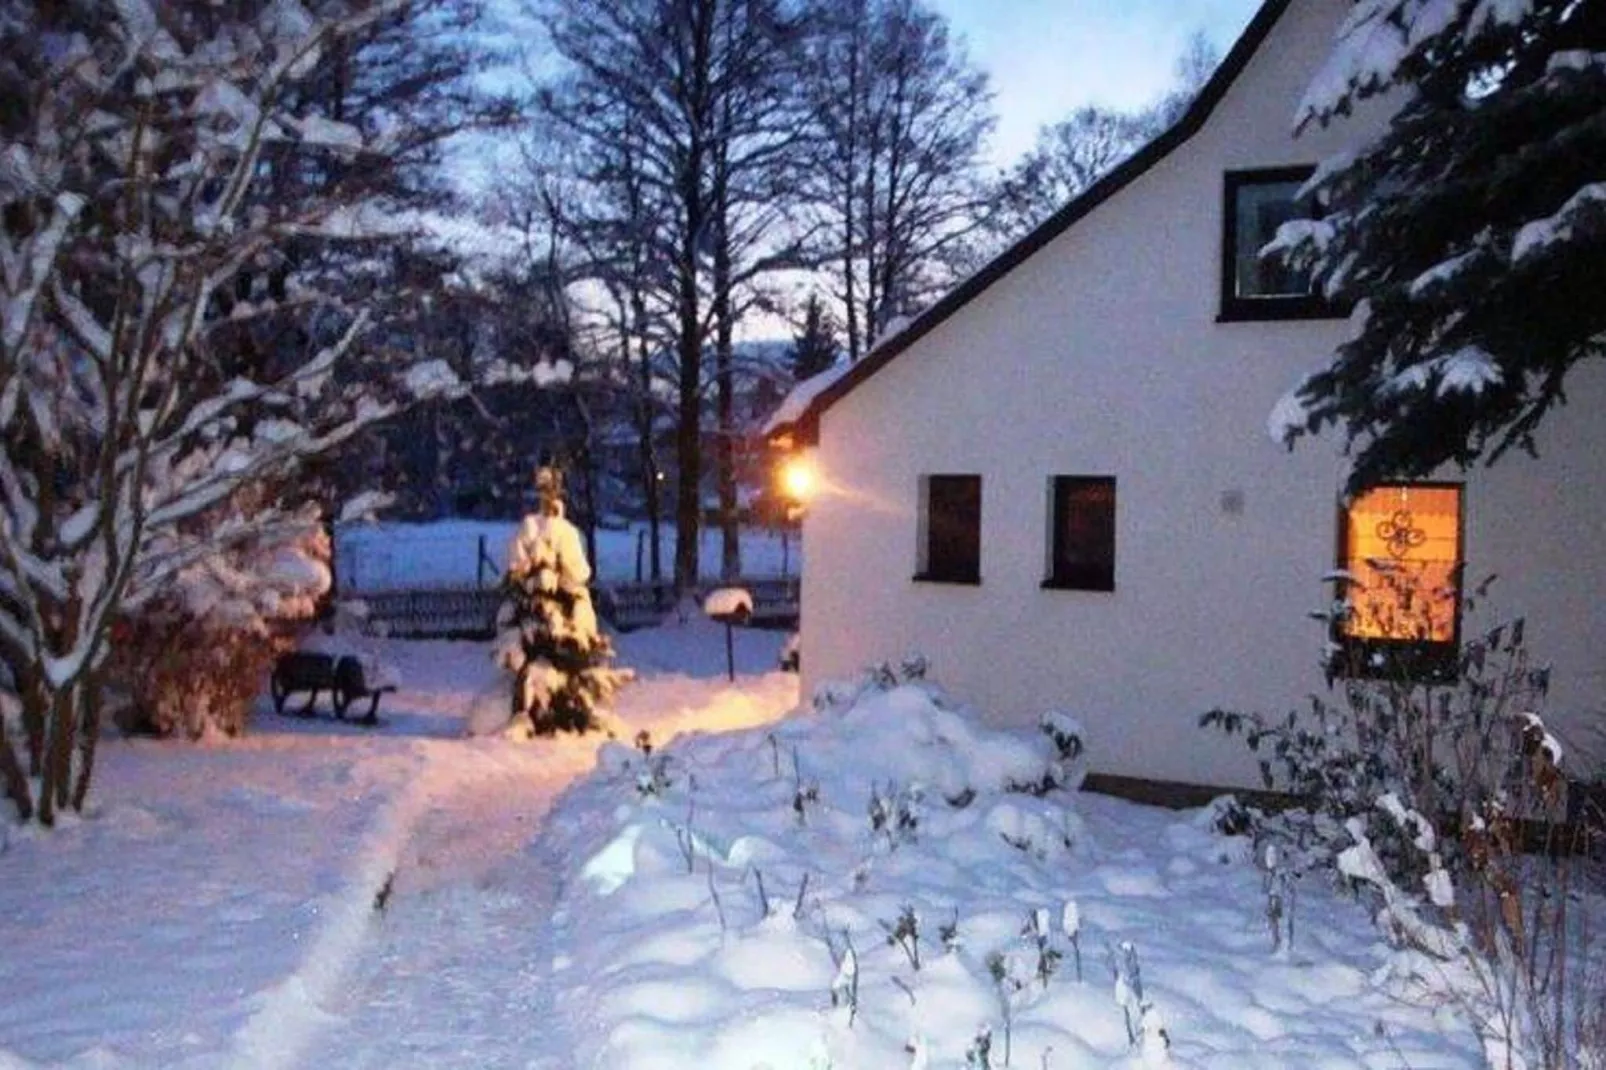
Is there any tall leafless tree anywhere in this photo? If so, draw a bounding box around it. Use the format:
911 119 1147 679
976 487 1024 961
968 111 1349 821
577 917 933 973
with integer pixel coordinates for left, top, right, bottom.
799 0 995 361
538 0 807 589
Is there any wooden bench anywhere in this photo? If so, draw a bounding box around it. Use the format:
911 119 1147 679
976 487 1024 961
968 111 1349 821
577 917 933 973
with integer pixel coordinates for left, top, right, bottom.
270 652 396 726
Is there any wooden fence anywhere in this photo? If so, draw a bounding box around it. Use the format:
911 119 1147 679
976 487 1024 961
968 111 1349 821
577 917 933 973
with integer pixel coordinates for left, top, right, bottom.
353 577 801 640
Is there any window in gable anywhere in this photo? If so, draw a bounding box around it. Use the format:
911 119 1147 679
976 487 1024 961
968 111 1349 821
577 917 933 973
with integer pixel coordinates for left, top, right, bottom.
915 474 981 584
1220 166 1342 322
1334 483 1465 680
1044 476 1116 592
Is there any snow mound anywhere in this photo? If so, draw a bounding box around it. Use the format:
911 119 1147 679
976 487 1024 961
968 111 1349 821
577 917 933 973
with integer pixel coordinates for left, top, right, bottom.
790 680 1057 801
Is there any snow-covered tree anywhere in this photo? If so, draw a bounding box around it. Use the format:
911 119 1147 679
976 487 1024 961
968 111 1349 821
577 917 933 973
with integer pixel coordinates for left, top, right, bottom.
538 0 807 591
0 0 466 825
1271 0 1606 493
494 467 630 735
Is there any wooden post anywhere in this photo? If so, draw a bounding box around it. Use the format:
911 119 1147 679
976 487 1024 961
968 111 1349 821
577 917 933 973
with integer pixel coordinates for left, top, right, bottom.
724 620 736 683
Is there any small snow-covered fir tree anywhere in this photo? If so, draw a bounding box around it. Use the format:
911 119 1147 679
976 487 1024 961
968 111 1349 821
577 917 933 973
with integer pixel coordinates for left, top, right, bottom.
494 467 629 735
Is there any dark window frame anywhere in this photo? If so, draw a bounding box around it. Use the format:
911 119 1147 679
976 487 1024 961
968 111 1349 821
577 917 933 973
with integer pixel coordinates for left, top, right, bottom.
1219 165 1343 322
1043 475 1117 592
914 473 982 585
1331 481 1466 682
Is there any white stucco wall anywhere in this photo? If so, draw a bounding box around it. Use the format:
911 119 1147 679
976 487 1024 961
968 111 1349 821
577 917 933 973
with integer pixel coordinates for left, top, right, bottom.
798 0 1606 789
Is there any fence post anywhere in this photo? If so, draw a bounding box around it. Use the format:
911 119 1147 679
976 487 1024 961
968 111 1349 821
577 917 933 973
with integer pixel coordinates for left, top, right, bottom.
477 534 498 589
635 528 645 583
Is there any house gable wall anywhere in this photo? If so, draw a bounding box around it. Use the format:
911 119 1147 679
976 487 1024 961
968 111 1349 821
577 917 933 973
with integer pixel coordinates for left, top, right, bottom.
799 0 1606 787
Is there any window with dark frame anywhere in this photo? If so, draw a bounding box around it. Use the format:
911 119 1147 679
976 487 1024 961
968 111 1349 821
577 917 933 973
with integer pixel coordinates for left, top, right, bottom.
915 474 981 584
1045 476 1116 592
1334 483 1465 680
1220 166 1341 322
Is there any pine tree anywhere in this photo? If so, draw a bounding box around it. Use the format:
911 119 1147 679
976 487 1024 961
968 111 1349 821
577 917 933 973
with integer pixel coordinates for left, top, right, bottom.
792 294 841 381
1272 0 1606 494
494 468 631 735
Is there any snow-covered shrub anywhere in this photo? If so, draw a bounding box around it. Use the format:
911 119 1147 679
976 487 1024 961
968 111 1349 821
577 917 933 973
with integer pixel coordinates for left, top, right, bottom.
798 675 1064 806
986 797 1086 861
964 1024 994 1069
868 780 922 849
1200 599 1557 880
104 514 330 739
811 652 932 714
1007 711 1091 795
881 904 922 971
631 732 674 796
984 948 1031 1067
1021 907 1062 989
1205 590 1605 1069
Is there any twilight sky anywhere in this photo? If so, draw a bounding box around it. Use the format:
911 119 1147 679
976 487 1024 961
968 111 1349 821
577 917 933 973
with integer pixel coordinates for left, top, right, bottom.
929 0 1263 166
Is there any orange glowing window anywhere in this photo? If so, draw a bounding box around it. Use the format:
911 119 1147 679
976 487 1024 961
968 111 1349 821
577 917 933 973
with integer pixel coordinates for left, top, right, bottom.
1340 484 1463 646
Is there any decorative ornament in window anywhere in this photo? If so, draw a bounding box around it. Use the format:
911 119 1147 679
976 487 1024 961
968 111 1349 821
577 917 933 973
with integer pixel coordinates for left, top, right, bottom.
1375 510 1427 559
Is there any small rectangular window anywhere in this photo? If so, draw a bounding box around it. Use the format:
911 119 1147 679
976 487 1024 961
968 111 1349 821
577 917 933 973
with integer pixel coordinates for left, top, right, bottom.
1335 483 1464 679
916 474 980 584
1045 476 1116 591
1220 166 1340 321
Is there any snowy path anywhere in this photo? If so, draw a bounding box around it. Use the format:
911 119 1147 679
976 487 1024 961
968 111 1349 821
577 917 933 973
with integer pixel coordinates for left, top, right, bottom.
289 624 797 1068
302 755 580 1069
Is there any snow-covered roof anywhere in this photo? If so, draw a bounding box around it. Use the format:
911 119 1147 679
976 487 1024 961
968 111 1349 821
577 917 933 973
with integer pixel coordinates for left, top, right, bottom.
765 0 1298 445
759 360 854 441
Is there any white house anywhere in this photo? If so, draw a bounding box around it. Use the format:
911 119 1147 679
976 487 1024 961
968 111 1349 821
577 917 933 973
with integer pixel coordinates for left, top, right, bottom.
771 0 1606 797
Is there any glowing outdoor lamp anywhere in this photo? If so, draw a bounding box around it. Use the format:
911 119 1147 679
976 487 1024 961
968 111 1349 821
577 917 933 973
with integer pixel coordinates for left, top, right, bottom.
779 453 818 504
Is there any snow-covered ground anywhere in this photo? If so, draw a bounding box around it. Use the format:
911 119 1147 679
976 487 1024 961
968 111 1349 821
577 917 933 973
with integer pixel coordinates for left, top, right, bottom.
0 620 1521 1069
335 521 800 593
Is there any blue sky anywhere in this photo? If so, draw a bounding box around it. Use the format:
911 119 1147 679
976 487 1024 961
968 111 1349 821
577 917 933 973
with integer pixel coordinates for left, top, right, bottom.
929 0 1262 166
460 1 1264 194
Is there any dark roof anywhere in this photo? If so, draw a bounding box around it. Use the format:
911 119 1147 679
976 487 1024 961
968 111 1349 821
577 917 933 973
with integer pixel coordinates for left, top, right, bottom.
778 0 1296 445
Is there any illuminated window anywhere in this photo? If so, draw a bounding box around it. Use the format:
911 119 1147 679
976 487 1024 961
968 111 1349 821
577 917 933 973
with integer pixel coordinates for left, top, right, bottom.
916 474 980 585
1045 476 1116 591
1336 483 1464 677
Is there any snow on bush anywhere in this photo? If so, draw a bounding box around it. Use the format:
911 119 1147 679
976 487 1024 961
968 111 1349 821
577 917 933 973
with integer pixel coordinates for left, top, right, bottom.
801 675 1057 804
536 668 1107 1068
104 512 332 740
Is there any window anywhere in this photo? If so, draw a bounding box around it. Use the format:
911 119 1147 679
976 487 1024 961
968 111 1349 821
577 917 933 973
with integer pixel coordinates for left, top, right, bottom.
1335 483 1465 678
916 474 981 584
1220 166 1338 321
1045 476 1116 591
